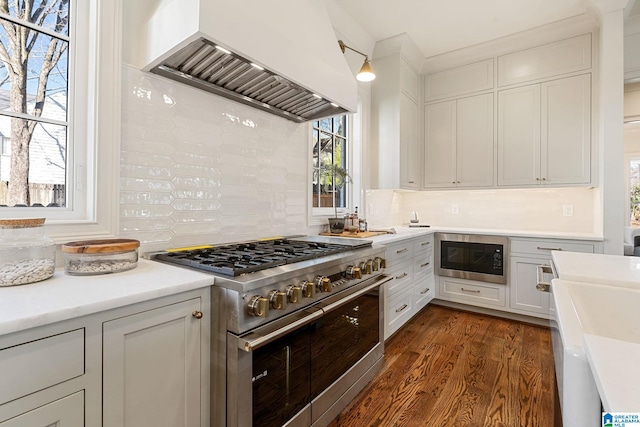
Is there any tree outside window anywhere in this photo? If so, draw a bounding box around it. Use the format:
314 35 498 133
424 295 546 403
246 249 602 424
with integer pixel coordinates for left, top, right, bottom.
312 115 349 212
0 0 69 207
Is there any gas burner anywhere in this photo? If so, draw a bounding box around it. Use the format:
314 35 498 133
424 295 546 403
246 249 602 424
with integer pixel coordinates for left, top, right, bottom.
154 237 359 276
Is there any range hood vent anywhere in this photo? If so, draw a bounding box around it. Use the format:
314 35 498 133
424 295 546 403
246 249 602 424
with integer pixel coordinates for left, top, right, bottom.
151 38 348 122
137 0 358 123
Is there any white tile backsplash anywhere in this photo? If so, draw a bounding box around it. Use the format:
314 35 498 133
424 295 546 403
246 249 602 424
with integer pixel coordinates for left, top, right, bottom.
366 187 597 234
120 65 310 251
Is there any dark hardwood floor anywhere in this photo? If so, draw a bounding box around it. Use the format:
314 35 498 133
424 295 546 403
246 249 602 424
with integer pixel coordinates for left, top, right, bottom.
329 304 558 427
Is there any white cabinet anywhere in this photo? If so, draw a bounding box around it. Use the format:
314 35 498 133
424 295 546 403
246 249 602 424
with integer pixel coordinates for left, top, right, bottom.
498 74 591 186
384 240 415 339
0 392 84 427
412 236 435 312
438 277 507 309
383 234 435 340
103 298 204 427
424 93 494 188
424 59 494 102
0 288 210 427
508 238 599 318
497 34 591 87
371 50 421 190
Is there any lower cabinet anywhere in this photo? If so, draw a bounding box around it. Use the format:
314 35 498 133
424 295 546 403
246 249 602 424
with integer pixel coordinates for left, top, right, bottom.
508 238 599 318
0 392 84 427
0 288 210 427
434 236 601 320
383 234 434 340
103 298 204 427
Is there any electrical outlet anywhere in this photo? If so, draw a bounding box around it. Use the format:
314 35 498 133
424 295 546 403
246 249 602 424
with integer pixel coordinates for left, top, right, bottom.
451 204 459 215
562 205 574 217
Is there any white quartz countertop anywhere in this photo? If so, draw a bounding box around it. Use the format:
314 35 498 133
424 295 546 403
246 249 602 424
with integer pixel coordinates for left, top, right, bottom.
552 251 640 289
584 333 640 411
0 259 214 336
366 226 434 245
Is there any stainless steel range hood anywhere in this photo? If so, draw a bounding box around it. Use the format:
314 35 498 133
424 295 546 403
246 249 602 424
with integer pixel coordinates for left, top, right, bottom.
139 0 358 122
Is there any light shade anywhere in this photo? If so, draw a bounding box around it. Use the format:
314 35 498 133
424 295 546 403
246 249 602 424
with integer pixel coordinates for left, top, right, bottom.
356 59 375 82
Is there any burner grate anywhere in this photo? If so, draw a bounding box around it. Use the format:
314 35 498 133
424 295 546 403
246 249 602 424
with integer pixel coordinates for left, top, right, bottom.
155 238 355 276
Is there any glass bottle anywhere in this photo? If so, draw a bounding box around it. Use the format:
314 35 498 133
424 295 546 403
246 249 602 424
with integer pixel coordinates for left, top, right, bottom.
0 218 56 286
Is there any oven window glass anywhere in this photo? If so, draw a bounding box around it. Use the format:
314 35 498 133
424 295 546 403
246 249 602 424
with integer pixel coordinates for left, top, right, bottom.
252 325 312 427
310 291 379 398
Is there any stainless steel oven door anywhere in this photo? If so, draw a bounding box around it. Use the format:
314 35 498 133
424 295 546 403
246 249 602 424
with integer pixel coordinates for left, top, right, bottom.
226 274 390 427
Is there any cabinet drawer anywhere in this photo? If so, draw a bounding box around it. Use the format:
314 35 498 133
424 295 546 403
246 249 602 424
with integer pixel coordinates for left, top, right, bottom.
413 236 434 255
0 329 84 405
414 276 435 312
385 259 413 296
510 238 596 255
384 241 414 264
439 278 506 307
385 287 414 339
414 254 433 278
0 391 84 426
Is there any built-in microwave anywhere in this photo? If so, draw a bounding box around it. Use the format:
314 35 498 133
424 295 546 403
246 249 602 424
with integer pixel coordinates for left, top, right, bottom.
436 233 508 284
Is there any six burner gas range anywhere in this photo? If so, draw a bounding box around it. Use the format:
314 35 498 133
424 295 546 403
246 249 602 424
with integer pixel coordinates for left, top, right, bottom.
152 236 391 427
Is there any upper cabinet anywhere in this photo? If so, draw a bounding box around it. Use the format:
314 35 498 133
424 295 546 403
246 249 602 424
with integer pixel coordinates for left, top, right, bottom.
424 93 494 188
424 59 494 102
370 34 423 190
497 34 591 87
497 74 591 186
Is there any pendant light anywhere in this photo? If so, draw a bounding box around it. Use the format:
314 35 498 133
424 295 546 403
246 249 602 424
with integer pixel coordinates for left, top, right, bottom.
338 40 376 82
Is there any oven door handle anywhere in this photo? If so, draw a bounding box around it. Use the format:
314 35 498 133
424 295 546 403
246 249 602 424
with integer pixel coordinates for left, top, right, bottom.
319 274 392 315
238 308 323 352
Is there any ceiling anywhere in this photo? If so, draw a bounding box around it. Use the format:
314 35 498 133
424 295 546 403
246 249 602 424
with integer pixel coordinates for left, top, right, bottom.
336 0 639 59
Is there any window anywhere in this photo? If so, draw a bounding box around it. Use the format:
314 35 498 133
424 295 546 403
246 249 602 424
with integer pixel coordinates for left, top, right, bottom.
312 115 350 216
0 1 120 241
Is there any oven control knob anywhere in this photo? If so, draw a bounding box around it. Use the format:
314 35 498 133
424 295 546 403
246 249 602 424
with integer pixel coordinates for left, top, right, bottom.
302 280 316 298
346 266 362 280
365 259 373 275
373 257 385 270
268 290 287 310
247 295 269 318
316 276 332 292
286 285 302 303
358 262 367 274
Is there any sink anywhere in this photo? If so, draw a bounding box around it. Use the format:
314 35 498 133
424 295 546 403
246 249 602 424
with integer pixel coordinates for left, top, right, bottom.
568 282 640 344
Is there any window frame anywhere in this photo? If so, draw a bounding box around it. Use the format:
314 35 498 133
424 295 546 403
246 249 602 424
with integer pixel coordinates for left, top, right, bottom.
309 96 363 225
0 0 121 242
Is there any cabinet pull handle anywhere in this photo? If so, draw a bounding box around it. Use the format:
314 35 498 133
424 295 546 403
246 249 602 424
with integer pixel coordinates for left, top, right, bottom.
396 248 409 254
421 241 431 246
408 180 415 184
537 246 562 251
396 272 408 279
420 262 430 267
395 304 408 313
420 288 430 295
461 288 481 294
192 311 204 319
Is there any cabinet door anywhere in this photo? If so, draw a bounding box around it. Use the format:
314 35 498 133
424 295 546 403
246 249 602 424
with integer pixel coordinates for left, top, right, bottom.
541 74 591 185
400 92 419 189
498 84 541 186
456 93 494 187
0 391 83 427
103 298 203 427
509 256 551 317
424 100 456 188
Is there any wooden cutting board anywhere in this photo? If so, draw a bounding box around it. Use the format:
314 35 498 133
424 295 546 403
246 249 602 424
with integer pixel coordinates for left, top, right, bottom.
319 231 388 238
